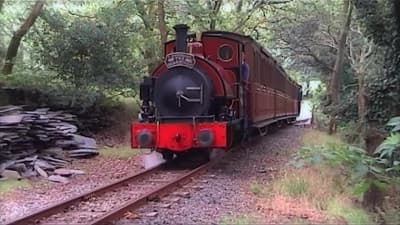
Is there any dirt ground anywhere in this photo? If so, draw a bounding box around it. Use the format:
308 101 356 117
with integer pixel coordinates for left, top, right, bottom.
118 126 336 225
0 148 142 224
1 126 338 225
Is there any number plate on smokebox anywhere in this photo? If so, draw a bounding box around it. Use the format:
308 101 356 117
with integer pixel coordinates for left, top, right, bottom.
165 52 196 69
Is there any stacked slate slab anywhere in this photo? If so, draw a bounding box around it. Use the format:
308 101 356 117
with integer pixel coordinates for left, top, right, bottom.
0 105 98 178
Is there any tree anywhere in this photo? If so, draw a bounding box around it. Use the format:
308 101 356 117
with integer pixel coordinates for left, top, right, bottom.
207 0 223 30
268 0 339 74
157 0 167 55
0 0 4 69
327 0 353 134
133 0 162 73
21 2 141 109
2 0 45 75
0 0 4 12
354 0 400 124
348 25 376 146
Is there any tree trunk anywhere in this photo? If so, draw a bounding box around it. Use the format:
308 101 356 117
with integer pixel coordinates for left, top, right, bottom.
236 0 243 12
134 0 159 73
363 129 385 209
2 0 45 75
328 0 353 134
357 70 367 146
144 50 159 74
157 0 167 56
209 0 223 31
393 0 400 29
0 0 4 12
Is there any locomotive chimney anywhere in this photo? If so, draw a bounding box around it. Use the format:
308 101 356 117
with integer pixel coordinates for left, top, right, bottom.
173 24 189 52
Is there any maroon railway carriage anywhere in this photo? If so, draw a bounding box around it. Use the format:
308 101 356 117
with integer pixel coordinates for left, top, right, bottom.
131 24 301 160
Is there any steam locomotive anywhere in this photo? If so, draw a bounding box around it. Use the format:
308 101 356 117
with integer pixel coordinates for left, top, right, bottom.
131 24 302 160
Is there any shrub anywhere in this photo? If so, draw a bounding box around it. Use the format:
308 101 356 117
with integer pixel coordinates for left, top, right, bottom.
270 168 342 210
1 4 143 134
337 121 361 144
326 198 373 225
1 66 139 134
279 175 309 198
29 7 142 92
374 117 400 178
292 117 400 198
219 215 256 225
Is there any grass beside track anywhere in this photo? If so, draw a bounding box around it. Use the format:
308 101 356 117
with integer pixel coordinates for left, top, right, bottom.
219 215 257 225
243 129 374 225
0 179 31 195
99 146 139 159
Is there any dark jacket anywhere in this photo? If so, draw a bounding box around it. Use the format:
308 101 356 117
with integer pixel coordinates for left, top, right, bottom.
241 62 249 82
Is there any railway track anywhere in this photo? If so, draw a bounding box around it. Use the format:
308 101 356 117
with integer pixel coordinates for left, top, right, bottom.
6 159 216 225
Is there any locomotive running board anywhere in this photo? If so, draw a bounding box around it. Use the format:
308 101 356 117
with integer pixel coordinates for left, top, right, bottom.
252 115 297 129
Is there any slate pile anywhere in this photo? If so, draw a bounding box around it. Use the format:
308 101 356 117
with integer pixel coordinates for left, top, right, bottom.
0 105 98 179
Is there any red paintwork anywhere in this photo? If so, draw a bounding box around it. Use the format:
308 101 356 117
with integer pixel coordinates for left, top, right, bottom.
131 122 227 152
188 42 204 56
243 36 300 122
201 36 240 67
163 37 241 99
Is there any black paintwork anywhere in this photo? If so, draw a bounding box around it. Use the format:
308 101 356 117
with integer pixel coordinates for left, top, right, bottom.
153 67 214 117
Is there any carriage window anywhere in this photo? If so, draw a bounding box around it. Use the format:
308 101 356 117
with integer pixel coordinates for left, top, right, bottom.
218 45 233 61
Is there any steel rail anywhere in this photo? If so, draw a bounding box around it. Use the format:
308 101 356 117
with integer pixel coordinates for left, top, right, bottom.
90 160 216 225
5 163 165 225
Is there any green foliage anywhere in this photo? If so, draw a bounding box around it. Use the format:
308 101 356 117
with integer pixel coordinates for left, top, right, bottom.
381 207 400 225
366 70 400 124
249 181 264 196
219 215 256 225
0 1 145 132
1 68 140 133
99 146 138 159
337 121 361 144
354 0 400 124
267 0 341 73
2 67 107 110
326 198 374 225
294 143 369 178
374 117 400 177
267 0 399 127
31 9 136 91
279 176 309 198
387 116 400 132
284 218 310 225
2 1 146 108
293 117 400 197
293 142 392 197
0 179 31 195
2 67 58 89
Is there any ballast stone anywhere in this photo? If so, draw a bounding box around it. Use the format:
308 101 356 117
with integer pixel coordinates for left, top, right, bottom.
54 168 85 176
1 170 22 179
145 212 159 217
48 175 69 184
34 165 48 178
